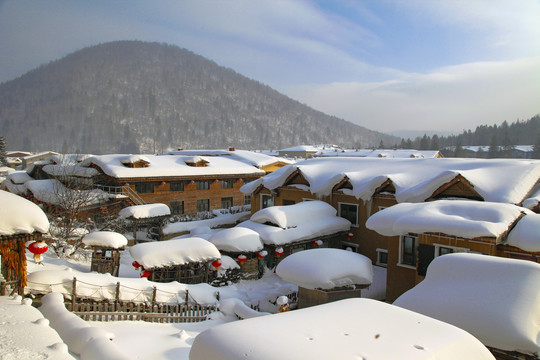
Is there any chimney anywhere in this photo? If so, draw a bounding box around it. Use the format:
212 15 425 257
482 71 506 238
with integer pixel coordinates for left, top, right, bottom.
229 147 235 151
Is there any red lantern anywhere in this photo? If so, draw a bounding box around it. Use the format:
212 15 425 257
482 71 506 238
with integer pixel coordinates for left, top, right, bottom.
140 270 151 278
257 250 267 259
346 232 354 240
28 241 48 263
212 260 222 271
312 240 323 247
237 254 247 265
275 248 284 258
132 261 141 269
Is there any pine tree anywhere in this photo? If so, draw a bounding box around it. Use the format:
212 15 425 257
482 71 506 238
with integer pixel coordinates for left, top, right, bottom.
0 136 8 167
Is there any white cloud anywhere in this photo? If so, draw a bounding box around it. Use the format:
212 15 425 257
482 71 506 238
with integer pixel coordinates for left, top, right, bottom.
283 57 540 133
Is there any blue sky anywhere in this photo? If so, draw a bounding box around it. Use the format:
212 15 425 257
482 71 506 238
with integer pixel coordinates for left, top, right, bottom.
0 0 539 135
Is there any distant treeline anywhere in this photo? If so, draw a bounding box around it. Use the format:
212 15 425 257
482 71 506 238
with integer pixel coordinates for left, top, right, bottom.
395 115 540 158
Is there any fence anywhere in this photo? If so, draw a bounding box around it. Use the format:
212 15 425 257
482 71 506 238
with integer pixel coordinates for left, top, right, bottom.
28 277 220 323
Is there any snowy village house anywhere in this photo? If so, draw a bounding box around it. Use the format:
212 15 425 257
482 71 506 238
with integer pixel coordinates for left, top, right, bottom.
0 190 50 295
237 201 352 268
129 236 221 284
82 231 128 277
80 153 268 216
241 157 540 301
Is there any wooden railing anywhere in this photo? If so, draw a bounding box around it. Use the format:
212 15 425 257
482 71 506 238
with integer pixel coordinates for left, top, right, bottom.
93 184 146 205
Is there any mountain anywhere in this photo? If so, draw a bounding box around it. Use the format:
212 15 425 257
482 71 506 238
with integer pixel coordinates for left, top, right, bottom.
0 41 398 154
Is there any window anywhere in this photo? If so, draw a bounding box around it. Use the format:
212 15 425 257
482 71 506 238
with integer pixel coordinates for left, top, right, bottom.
197 199 210 212
376 249 388 267
221 179 234 189
170 181 184 192
341 241 358 252
434 244 469 257
170 201 184 215
243 195 251 206
221 197 233 209
135 183 154 194
400 235 418 267
338 203 358 226
261 194 274 209
196 180 210 190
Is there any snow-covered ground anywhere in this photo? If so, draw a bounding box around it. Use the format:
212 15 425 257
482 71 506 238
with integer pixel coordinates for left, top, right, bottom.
16 239 387 359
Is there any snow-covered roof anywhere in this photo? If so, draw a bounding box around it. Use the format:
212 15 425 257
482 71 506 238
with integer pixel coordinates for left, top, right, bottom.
119 203 171 219
25 179 111 207
315 148 441 159
43 164 99 178
394 253 540 355
237 201 351 246
82 231 128 249
190 298 495 360
166 149 294 169
241 157 540 204
7 170 33 184
278 145 320 153
129 237 221 268
0 295 75 359
81 154 265 179
208 227 263 253
504 213 540 252
0 190 49 236
366 200 529 239
276 248 373 289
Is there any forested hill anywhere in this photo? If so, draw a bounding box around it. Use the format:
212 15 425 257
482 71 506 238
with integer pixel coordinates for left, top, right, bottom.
0 40 398 154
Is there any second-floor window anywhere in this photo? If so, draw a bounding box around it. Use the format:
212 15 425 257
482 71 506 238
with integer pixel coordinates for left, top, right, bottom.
170 181 184 191
221 179 234 189
400 235 418 267
338 203 358 226
197 180 210 190
135 183 154 194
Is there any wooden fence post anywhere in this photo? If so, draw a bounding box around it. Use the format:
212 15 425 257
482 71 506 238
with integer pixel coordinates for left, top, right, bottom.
152 286 157 306
71 277 77 310
185 289 189 304
0 281 5 296
115 282 120 310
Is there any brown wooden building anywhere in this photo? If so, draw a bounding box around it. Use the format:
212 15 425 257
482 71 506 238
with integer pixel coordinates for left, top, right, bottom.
241 157 540 301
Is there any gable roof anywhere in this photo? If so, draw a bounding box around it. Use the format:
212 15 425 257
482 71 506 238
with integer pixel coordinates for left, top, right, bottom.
164 149 294 169
81 154 266 179
365 200 529 240
241 158 540 204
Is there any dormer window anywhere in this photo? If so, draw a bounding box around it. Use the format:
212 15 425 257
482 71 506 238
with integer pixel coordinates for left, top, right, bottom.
184 156 209 167
120 155 150 168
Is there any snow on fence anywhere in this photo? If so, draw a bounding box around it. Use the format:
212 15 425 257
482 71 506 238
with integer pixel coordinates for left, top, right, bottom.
28 277 219 323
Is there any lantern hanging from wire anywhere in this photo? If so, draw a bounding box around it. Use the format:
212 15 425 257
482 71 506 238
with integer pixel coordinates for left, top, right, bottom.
275 248 284 258
212 260 222 271
132 261 141 269
257 250 268 259
28 241 48 264
346 232 354 241
312 240 323 247
237 254 247 265
140 270 151 278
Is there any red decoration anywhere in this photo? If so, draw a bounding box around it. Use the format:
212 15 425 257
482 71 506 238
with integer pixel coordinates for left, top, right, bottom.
140 270 151 278
257 250 267 259
132 261 141 269
312 240 323 247
346 232 354 240
28 241 48 263
237 254 247 265
275 248 284 258
212 260 222 271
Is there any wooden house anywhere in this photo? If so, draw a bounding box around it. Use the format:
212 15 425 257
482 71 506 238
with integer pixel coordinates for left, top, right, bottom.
366 200 540 301
82 231 128 277
208 227 264 280
240 157 540 301
276 248 373 309
237 201 351 268
129 237 221 284
0 190 50 295
79 153 267 216
118 203 171 242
